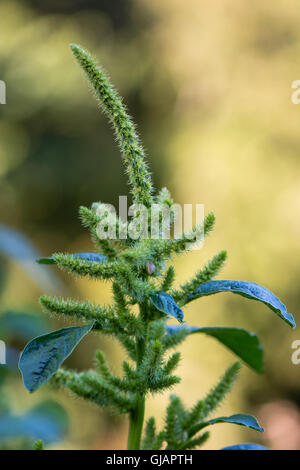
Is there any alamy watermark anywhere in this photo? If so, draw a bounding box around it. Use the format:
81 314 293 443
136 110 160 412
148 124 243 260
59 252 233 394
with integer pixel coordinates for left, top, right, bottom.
291 80 300 104
291 340 300 365
0 340 6 365
0 80 6 104
93 197 205 251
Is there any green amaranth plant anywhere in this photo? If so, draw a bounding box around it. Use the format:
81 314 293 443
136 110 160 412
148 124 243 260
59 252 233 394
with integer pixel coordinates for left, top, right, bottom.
18 44 295 450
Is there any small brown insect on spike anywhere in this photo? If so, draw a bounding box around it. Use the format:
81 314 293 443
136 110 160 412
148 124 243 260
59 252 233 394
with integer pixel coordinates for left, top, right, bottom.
146 261 156 275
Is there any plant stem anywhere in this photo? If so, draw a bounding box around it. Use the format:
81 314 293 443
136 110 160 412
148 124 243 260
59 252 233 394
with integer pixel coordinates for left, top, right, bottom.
127 393 145 450
127 312 147 450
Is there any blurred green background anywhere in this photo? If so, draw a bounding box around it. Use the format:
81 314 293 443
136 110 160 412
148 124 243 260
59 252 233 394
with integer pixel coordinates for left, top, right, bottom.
1 0 300 449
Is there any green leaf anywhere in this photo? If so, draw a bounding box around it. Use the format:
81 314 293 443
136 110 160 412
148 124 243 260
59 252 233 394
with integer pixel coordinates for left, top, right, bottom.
19 322 94 392
186 280 295 328
37 252 107 265
221 443 269 450
166 325 263 373
205 414 263 431
149 291 184 323
190 414 264 436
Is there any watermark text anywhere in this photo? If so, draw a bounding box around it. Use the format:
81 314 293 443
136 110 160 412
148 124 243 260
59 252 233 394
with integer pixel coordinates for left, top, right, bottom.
94 197 205 251
0 340 6 364
0 80 6 104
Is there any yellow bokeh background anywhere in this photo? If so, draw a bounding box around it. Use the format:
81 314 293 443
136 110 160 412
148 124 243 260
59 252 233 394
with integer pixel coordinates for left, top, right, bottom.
1 0 300 449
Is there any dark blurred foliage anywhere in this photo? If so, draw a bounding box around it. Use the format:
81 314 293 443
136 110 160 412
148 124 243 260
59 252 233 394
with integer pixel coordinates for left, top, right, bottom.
28 0 135 26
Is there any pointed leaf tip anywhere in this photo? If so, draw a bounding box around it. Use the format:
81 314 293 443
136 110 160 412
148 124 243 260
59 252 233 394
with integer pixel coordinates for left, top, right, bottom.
19 322 94 393
149 291 184 323
165 325 264 373
205 414 264 433
186 280 295 328
188 413 263 440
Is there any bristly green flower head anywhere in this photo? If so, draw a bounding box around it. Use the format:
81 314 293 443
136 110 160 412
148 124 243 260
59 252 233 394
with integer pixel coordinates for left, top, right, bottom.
18 43 295 450
70 43 154 208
